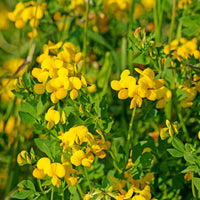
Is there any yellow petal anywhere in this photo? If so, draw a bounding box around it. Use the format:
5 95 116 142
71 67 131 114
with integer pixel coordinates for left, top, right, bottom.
111 80 121 91
61 111 66 124
55 87 68 100
33 84 46 94
118 89 128 99
33 168 46 179
50 92 59 103
70 77 82 90
87 84 96 93
37 157 51 170
71 150 85 166
156 98 166 109
120 69 130 79
51 175 61 187
70 89 78 100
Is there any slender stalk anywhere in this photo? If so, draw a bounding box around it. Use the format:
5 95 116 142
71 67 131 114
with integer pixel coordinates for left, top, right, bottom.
84 166 92 192
128 0 135 69
121 37 127 71
192 173 197 199
38 180 48 200
83 0 90 74
168 0 177 48
127 105 137 144
108 150 122 173
76 182 84 199
177 109 189 139
50 186 54 200
154 0 160 43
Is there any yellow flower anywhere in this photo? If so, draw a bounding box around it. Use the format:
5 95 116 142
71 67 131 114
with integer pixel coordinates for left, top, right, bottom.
71 150 86 166
62 161 79 186
45 106 60 130
33 157 65 188
17 150 32 166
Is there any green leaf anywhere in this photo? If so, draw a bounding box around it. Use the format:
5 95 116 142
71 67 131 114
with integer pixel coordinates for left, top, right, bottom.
181 165 199 173
193 177 200 192
132 143 144 163
18 111 35 124
176 89 188 101
23 72 32 88
17 180 36 191
184 152 195 163
37 100 45 116
21 102 36 118
34 138 53 159
140 152 154 168
87 29 112 50
162 56 171 77
12 190 35 199
172 137 185 152
167 148 184 158
97 52 113 89
133 54 150 65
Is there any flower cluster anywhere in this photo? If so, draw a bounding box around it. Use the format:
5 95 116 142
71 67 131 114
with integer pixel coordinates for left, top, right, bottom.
8 1 46 38
111 68 172 109
32 157 65 188
103 0 154 20
58 126 111 167
164 38 200 60
178 0 192 9
32 41 90 103
109 175 154 200
160 120 178 140
0 58 25 102
45 106 66 130
178 74 200 108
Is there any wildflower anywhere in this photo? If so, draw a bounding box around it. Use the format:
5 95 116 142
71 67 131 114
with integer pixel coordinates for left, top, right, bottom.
32 41 86 103
184 171 192 181
33 157 65 188
45 106 60 130
111 68 171 109
160 120 178 140
59 126 110 167
17 150 35 166
8 1 46 37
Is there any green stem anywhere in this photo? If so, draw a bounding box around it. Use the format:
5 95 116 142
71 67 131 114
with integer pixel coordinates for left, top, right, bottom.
177 109 189 139
192 173 197 199
121 37 127 71
128 0 135 69
108 150 122 173
83 0 90 74
38 180 48 200
127 105 137 145
51 186 54 200
76 182 84 199
84 166 92 192
176 9 186 40
154 0 160 43
168 0 177 48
